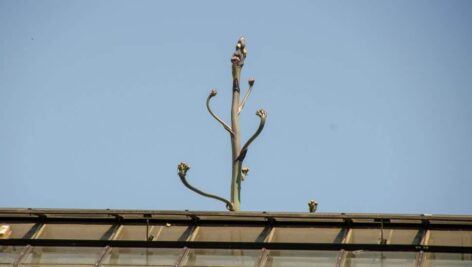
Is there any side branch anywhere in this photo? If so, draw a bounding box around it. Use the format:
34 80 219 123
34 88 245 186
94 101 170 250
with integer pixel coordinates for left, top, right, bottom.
206 90 234 136
236 109 267 162
177 162 235 211
238 79 255 114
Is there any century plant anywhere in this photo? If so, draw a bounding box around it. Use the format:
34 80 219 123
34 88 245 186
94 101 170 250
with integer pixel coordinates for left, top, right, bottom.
177 37 266 211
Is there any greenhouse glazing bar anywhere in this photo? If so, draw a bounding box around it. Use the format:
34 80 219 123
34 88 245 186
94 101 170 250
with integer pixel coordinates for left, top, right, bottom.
1 239 472 253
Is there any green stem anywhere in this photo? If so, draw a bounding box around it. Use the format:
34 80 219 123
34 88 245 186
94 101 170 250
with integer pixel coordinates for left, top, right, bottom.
230 64 242 211
206 90 234 135
237 109 266 162
177 162 234 211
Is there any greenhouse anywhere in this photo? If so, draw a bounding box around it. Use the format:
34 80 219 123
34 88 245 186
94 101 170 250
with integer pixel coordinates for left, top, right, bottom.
1 209 471 266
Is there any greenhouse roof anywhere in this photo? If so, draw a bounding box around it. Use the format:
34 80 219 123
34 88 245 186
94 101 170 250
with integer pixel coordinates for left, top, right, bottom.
1 208 471 266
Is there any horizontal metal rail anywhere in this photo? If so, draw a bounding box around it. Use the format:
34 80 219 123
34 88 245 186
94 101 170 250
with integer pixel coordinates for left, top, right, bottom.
1 208 471 223
1 239 471 253
1 216 472 230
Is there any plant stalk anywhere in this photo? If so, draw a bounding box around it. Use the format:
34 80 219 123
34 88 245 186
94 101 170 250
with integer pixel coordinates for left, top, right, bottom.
231 64 242 211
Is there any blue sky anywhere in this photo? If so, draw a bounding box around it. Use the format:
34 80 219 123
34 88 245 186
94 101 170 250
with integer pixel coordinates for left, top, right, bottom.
1 1 471 214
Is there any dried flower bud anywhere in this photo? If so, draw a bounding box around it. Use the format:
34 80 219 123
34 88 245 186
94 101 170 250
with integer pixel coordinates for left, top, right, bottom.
238 37 246 48
241 167 250 181
248 78 255 86
177 162 190 176
256 109 267 118
231 37 247 66
210 89 217 97
308 200 318 213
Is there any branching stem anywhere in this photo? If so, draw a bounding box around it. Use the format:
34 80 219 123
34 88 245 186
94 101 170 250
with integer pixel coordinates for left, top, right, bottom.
176 37 266 212
177 162 235 211
206 90 234 136
238 79 255 114
237 109 267 162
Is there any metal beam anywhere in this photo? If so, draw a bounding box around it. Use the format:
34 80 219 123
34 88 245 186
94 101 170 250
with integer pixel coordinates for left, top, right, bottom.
253 226 275 267
11 245 32 267
1 208 471 223
94 245 111 267
414 229 431 267
2 216 472 230
335 227 352 267
254 248 269 267
101 224 121 240
0 239 471 253
174 247 190 267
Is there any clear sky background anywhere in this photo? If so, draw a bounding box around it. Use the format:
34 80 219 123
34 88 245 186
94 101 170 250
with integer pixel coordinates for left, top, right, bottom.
1 1 471 214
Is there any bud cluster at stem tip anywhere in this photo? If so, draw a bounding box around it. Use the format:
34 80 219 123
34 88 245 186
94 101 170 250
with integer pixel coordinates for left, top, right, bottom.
231 37 247 66
178 162 190 176
256 109 267 118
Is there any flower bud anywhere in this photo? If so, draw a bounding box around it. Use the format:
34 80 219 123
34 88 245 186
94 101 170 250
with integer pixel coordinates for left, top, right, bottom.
256 109 267 118
177 162 190 176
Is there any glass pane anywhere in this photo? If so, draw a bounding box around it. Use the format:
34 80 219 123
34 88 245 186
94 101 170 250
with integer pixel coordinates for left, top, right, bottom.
265 250 338 267
116 224 189 241
156 224 189 241
182 249 259 267
429 230 472 246
349 229 418 244
0 223 35 238
115 225 158 241
427 252 472 267
101 247 182 266
38 224 111 239
0 246 24 264
270 227 341 243
20 265 94 267
344 251 416 267
20 246 102 265
193 226 264 242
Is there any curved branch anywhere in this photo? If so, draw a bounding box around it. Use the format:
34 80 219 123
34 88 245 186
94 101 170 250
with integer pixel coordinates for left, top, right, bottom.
236 109 267 162
238 79 255 114
177 162 235 211
206 90 234 136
